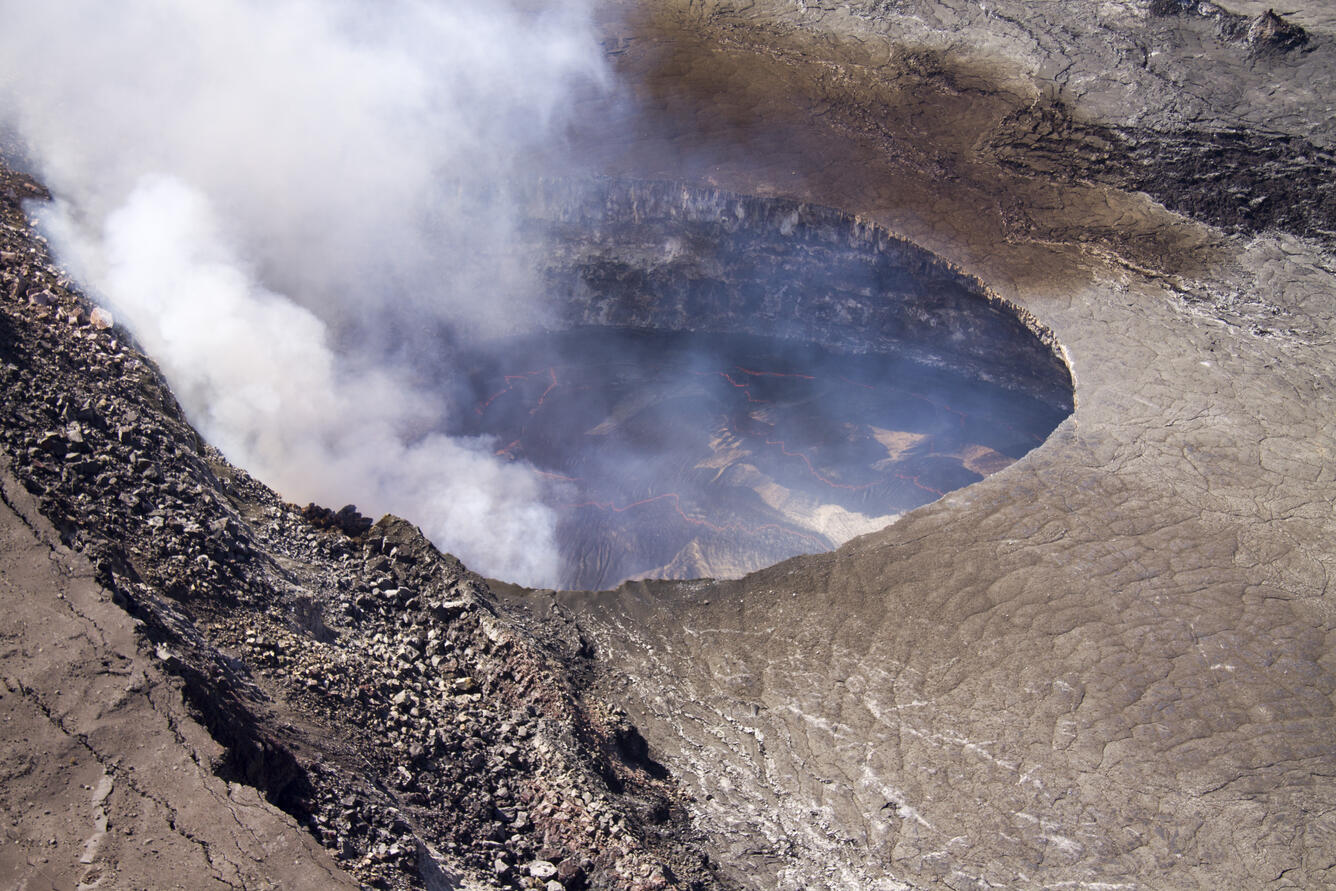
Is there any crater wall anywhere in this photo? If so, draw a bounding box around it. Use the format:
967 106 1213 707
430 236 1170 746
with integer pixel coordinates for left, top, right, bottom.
524 179 1073 411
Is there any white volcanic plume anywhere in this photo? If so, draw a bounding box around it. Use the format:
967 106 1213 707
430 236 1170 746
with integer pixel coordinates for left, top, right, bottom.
0 0 610 585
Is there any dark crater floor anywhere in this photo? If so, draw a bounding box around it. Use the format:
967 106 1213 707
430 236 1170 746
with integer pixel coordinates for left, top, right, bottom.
454 327 1068 590
449 180 1075 589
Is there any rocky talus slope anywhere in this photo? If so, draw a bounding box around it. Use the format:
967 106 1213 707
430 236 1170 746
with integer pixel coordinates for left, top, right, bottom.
0 169 726 889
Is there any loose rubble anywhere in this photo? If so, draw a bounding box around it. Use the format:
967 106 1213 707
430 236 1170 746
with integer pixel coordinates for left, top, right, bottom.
0 162 729 890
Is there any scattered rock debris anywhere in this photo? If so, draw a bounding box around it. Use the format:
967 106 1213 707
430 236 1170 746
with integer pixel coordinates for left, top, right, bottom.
0 160 730 890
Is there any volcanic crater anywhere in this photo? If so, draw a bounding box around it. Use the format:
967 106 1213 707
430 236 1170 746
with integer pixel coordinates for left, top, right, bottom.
456 180 1073 588
2 2 1333 890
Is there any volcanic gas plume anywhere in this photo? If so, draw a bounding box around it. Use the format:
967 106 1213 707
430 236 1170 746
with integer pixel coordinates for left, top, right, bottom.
0 0 609 585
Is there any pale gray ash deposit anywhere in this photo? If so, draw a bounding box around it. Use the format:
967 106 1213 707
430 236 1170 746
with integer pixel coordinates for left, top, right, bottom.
1 2 1335 890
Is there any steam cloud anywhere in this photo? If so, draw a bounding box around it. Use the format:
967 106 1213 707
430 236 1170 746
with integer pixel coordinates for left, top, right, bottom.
0 0 611 585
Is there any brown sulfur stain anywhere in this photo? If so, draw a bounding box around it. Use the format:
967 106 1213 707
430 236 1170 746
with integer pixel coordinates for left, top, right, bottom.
567 1 1223 293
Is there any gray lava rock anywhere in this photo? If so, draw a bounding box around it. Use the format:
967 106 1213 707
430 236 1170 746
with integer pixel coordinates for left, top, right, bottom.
527 859 558 880
1246 9 1308 54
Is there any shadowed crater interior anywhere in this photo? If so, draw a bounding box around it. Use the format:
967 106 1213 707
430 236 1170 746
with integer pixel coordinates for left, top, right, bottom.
449 180 1074 590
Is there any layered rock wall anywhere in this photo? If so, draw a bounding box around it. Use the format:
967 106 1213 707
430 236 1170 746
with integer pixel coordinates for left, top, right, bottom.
526 179 1073 409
